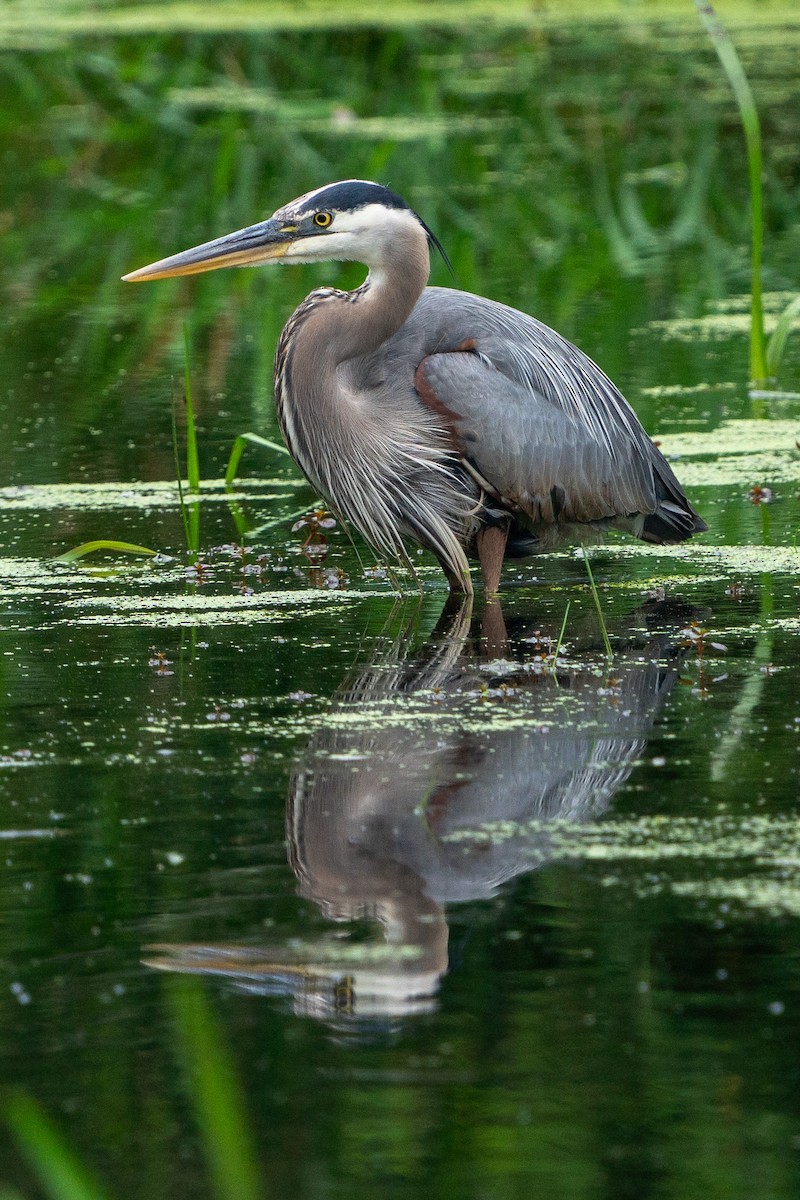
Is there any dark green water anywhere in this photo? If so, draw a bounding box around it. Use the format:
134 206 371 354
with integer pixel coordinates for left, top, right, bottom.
1 7 800 1198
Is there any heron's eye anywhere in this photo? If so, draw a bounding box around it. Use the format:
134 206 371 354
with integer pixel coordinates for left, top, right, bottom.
313 211 333 228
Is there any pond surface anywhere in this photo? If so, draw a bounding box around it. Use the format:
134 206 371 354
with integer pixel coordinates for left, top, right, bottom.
2 5 800 1198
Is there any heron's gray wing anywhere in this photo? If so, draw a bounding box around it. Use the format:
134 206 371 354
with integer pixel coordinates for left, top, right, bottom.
410 289 703 536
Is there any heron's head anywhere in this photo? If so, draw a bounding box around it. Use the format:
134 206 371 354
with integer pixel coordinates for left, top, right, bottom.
122 180 447 282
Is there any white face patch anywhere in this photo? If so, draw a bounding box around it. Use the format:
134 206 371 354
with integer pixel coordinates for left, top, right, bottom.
279 205 426 269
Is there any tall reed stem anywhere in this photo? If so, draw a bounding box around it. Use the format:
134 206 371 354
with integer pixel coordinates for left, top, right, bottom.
693 0 767 384
581 548 613 662
180 324 201 555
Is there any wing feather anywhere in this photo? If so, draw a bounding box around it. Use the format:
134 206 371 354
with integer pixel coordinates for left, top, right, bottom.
404 289 702 537
348 286 705 542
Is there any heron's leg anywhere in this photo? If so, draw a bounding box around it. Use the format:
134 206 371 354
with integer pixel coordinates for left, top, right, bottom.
481 596 508 657
441 560 474 596
476 522 509 596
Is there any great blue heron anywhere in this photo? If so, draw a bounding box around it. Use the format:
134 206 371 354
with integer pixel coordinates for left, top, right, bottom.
123 179 706 594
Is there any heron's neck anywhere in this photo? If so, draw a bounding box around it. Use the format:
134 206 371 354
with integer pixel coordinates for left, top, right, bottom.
358 236 429 354
327 227 431 364
273 224 471 585
274 222 429 485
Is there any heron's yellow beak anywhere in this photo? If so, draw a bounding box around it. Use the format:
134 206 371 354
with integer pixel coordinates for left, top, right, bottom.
122 218 294 282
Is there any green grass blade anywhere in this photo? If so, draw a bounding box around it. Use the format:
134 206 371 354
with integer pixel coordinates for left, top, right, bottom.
224 494 253 543
225 432 291 488
171 397 193 553
224 432 294 543
553 599 570 663
182 326 202 554
54 540 157 563
168 977 262 1200
693 0 767 383
581 548 613 661
188 489 201 556
5 1092 110 1200
243 504 317 538
183 324 200 493
766 294 800 379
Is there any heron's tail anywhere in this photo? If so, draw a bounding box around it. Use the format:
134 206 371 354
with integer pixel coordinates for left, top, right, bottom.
640 463 708 544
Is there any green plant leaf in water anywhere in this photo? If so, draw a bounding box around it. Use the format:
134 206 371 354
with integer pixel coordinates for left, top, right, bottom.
766 294 800 379
4 1092 110 1200
54 540 157 563
183 324 200 493
171 396 194 554
167 976 262 1200
693 0 767 384
225 431 291 488
181 324 202 555
580 547 613 661
553 598 570 665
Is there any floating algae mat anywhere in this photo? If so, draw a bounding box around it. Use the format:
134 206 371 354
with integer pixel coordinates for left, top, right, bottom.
654 419 800 487
0 478 303 512
443 815 800 917
601 542 800 577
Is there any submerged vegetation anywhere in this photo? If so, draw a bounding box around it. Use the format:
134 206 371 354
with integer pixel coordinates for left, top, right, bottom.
6 979 263 1200
693 0 799 385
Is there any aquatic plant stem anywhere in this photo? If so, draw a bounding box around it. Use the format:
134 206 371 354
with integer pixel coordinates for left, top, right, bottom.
693 0 767 384
171 396 192 553
5 1092 110 1200
581 548 613 661
766 294 800 379
179 325 201 555
55 540 156 563
183 324 200 492
168 978 262 1200
553 599 570 665
225 431 291 488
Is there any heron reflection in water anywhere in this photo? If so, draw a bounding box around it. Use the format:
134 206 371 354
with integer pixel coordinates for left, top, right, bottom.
145 599 692 1021
124 180 706 595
